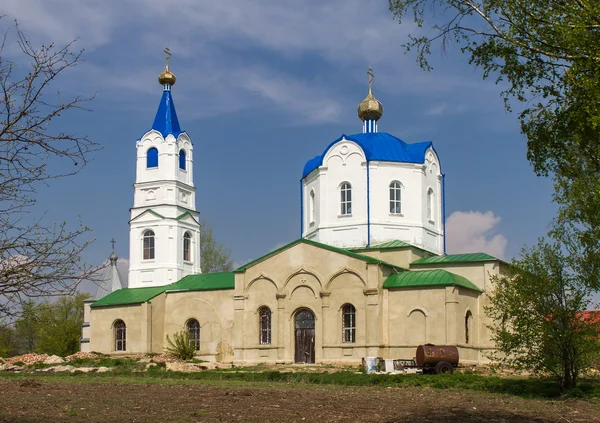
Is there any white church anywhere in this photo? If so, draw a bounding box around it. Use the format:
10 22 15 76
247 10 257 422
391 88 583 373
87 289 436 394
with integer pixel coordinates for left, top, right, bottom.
81 60 506 365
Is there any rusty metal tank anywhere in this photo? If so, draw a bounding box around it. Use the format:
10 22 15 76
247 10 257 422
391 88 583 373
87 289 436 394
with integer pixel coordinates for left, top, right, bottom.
415 344 459 367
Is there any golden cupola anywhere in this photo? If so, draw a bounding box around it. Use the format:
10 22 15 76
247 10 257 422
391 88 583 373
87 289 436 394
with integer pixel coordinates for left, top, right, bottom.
357 66 383 122
158 47 176 87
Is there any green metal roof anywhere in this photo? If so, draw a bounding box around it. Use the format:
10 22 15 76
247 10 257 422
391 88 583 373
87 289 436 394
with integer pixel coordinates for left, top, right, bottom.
166 272 234 292
235 238 407 272
383 269 483 292
91 273 235 307
90 286 166 308
348 239 433 254
411 252 499 265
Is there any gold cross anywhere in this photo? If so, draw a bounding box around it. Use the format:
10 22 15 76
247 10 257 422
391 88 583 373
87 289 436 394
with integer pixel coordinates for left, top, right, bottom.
367 66 374 90
164 46 171 67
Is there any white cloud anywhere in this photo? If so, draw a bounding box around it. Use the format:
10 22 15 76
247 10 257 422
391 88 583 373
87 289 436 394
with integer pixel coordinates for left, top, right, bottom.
446 211 508 259
424 103 446 116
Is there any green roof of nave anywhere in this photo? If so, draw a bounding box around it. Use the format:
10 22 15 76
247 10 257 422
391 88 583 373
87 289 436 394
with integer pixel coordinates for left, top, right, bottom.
411 252 499 265
234 238 408 273
383 269 482 292
91 272 234 308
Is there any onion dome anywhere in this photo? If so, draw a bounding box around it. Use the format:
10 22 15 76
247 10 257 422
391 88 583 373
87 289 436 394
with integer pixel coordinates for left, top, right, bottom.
357 87 383 121
158 65 176 86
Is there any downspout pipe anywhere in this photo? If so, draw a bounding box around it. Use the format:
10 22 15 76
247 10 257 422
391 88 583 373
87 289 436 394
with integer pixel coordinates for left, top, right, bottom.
300 180 304 238
367 161 371 247
442 173 447 255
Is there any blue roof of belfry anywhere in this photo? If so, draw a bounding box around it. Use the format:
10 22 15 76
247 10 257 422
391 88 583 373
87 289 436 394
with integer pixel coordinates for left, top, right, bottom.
151 90 183 138
302 132 434 178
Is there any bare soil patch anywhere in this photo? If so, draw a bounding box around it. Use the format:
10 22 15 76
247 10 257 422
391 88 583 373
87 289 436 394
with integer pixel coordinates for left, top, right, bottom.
0 377 599 423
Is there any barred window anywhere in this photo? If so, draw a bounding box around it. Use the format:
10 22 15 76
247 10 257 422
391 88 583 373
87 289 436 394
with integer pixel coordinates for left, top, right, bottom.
143 230 155 260
114 320 126 351
187 319 200 351
342 304 356 343
259 306 272 345
183 232 191 262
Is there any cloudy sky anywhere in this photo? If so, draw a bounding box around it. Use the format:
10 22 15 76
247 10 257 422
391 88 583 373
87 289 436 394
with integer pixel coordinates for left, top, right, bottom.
1 0 557 286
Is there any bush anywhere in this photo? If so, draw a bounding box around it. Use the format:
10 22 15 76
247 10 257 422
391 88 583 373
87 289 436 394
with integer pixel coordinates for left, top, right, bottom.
165 330 196 361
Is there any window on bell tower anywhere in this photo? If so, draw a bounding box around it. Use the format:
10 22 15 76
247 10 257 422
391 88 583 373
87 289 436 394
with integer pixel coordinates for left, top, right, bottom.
183 232 191 262
427 188 434 222
143 230 155 260
390 181 402 214
340 182 352 215
179 149 186 170
147 147 158 168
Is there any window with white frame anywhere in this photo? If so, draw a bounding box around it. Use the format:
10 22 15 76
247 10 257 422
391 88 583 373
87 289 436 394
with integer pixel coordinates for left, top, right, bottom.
340 182 352 215
259 306 272 345
390 181 402 214
342 304 356 343
427 188 434 221
114 320 126 351
143 230 155 260
183 232 191 262
309 190 315 223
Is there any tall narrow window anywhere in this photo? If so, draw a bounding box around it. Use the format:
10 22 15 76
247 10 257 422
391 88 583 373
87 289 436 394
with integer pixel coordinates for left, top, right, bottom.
309 190 315 223
187 319 200 351
340 182 352 215
427 188 434 221
465 311 473 344
183 232 191 262
179 150 186 170
147 147 158 168
342 304 356 343
114 320 126 351
259 306 272 345
143 230 155 260
390 181 402 214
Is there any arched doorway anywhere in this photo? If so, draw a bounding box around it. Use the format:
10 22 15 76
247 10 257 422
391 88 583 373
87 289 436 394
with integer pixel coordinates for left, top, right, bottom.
294 309 315 364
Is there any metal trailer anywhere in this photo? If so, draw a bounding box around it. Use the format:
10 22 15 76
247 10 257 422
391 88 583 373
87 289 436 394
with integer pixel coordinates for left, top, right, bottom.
364 344 459 375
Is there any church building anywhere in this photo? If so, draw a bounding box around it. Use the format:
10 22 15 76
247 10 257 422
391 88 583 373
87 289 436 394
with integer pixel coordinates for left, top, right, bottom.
81 60 506 365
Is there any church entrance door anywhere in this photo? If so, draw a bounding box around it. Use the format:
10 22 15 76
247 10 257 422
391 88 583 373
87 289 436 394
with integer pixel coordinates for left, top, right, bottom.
294 309 315 364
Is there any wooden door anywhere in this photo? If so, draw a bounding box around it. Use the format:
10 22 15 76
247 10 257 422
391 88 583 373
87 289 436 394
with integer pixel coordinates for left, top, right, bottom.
294 309 315 364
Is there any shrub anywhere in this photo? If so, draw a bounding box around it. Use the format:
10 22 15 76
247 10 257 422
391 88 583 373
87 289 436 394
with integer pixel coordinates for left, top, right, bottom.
165 330 196 361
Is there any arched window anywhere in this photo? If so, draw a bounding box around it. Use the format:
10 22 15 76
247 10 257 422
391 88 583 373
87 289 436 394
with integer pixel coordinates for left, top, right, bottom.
114 320 126 351
183 232 191 262
465 311 473 344
186 319 200 351
259 306 272 344
143 230 155 260
309 190 315 223
342 304 356 343
427 188 434 221
179 149 186 170
390 181 402 214
340 182 352 215
147 147 158 168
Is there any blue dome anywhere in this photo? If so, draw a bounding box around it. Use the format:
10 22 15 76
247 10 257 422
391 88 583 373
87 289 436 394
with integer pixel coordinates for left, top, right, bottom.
302 132 435 179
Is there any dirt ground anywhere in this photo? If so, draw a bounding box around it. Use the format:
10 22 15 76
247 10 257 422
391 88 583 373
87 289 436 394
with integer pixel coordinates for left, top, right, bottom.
0 378 599 423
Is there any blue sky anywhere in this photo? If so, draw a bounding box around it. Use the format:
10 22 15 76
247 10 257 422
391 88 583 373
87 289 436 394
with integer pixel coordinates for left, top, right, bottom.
2 1 558 286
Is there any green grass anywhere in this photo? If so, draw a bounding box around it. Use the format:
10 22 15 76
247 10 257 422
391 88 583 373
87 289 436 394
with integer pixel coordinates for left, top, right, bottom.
2 367 599 399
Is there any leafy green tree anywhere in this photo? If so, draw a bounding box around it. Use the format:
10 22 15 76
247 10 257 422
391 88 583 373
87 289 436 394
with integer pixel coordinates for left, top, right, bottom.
487 237 600 390
14 300 40 353
388 0 600 287
200 219 233 273
0 323 19 357
35 293 90 356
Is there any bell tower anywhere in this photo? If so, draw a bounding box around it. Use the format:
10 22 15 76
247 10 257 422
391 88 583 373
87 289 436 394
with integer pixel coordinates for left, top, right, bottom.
128 49 202 288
